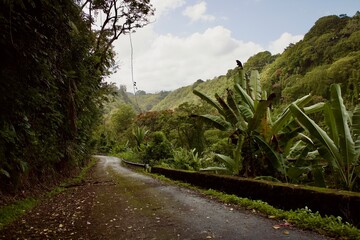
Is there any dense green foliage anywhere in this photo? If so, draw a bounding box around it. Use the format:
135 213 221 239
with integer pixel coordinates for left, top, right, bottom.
290 85 360 190
193 68 327 184
99 13 360 191
0 0 154 193
261 13 360 107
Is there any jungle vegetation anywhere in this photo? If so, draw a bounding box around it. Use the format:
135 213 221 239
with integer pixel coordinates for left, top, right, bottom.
0 0 154 194
97 13 360 192
1 2 359 197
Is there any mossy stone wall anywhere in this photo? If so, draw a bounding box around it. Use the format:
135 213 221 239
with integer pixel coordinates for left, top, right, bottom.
151 167 360 226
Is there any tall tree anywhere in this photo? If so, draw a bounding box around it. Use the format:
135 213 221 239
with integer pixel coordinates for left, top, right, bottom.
0 0 154 192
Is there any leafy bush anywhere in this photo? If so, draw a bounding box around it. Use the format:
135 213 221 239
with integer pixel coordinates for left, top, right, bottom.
205 129 234 156
172 148 201 171
144 131 173 165
115 149 143 164
156 148 216 171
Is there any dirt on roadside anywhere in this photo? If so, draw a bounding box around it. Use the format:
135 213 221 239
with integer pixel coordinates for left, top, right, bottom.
0 158 188 239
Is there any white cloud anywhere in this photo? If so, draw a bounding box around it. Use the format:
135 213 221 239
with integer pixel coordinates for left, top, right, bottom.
268 32 303 54
182 1 215 22
109 26 263 93
152 0 185 17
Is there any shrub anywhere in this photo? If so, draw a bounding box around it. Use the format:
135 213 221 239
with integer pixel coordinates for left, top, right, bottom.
144 131 173 164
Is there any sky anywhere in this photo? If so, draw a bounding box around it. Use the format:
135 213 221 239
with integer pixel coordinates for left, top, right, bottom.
107 0 360 93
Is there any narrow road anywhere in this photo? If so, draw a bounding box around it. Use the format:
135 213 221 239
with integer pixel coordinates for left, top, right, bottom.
1 156 329 239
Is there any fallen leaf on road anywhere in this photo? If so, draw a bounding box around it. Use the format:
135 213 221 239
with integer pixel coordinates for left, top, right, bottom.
273 225 281 230
283 230 290 235
279 222 291 227
268 215 276 219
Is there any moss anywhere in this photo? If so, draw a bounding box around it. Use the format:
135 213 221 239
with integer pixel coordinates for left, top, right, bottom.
151 167 360 228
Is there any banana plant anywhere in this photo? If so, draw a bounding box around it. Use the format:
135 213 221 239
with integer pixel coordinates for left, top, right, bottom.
194 67 320 177
290 84 360 190
132 126 149 151
193 87 246 175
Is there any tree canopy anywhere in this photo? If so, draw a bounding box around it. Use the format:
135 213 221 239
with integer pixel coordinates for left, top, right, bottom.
0 0 154 192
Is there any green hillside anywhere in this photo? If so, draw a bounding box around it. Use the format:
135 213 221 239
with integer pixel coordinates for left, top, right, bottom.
102 85 169 114
110 13 360 112
130 90 170 112
152 76 234 110
260 13 360 108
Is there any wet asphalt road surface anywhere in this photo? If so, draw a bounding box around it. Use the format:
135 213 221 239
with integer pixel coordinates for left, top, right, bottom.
93 155 329 240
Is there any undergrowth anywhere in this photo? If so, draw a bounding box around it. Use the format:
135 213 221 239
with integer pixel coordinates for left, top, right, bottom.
149 173 360 240
48 157 97 197
0 157 97 230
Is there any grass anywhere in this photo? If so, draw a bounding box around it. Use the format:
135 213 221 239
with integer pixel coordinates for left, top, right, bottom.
0 198 38 230
203 189 360 240
0 157 97 230
48 157 97 197
148 172 360 240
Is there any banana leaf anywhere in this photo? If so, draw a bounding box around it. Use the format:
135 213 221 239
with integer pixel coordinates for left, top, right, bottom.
226 90 247 131
323 103 339 146
193 89 223 115
281 129 304 157
303 102 325 114
289 103 340 170
330 84 355 170
234 67 245 88
226 89 241 118
253 135 285 175
234 84 255 113
214 153 238 175
271 94 312 135
248 100 271 132
249 70 261 103
195 114 231 131
297 133 314 146
353 105 360 154
238 105 253 121
215 93 238 126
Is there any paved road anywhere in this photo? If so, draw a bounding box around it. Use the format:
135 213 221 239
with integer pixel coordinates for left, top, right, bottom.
92 156 328 240
0 156 330 239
